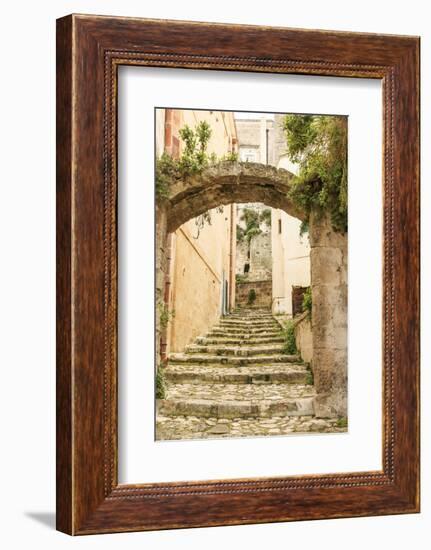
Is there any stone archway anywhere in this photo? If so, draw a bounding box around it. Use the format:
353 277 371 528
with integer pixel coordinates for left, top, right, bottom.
156 161 347 418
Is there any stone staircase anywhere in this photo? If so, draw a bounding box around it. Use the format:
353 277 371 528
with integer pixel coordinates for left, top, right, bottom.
156 308 341 440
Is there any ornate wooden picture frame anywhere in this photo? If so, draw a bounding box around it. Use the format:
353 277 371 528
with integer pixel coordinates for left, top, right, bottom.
56 14 420 535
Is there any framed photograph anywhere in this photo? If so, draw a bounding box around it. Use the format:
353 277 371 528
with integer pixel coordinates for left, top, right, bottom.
56 14 420 534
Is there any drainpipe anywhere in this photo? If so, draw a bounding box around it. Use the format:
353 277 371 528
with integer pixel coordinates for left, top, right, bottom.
266 127 269 165
229 203 235 312
160 234 173 362
159 109 178 362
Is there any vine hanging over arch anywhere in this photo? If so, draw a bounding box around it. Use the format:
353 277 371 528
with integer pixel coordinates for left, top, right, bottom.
283 114 348 233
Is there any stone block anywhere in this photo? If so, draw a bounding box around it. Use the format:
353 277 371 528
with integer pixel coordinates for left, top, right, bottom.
310 246 345 287
207 423 230 435
314 390 347 419
313 348 347 394
218 401 252 418
309 213 348 249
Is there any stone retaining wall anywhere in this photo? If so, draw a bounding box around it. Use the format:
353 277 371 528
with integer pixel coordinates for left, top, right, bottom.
236 279 272 309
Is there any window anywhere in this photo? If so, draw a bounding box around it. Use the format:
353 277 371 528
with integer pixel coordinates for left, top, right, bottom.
278 219 282 234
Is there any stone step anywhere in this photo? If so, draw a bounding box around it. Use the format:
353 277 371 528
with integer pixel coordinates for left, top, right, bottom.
215 325 280 333
232 309 271 314
158 399 314 419
226 313 274 320
232 308 271 312
218 319 279 327
185 344 285 356
168 353 301 366
209 327 282 336
220 313 274 321
167 360 306 369
195 335 285 345
165 382 315 401
224 319 275 325
164 364 311 385
228 311 273 315
158 382 315 418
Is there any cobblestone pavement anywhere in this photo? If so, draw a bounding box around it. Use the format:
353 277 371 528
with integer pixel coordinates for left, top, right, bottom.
156 415 347 441
156 308 347 441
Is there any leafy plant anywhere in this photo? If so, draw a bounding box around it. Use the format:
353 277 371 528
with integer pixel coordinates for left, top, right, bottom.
155 121 238 201
220 151 239 162
259 208 272 228
238 207 271 241
304 370 314 385
336 416 348 428
299 220 309 237
192 205 224 240
157 300 175 330
237 206 272 259
282 320 297 355
236 225 245 242
247 289 257 305
283 114 348 233
155 121 213 200
235 274 247 284
156 121 238 237
177 121 212 175
239 208 262 243
155 366 167 399
302 287 312 316
155 152 178 200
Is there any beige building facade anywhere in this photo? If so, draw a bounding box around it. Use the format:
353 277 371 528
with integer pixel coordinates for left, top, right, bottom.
156 109 238 356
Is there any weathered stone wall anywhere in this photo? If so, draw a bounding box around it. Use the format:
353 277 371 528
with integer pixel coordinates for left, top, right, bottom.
236 239 250 276
249 233 272 280
309 213 348 418
294 312 313 364
236 203 272 281
236 279 272 309
236 233 272 281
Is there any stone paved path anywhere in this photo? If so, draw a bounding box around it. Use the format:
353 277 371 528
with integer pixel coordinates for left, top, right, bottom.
156 308 347 440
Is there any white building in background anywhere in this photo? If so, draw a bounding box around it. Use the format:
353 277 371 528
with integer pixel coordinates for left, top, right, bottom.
271 115 311 316
235 115 275 165
271 201 311 316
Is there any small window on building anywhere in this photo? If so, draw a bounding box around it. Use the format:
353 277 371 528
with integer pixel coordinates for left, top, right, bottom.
244 263 250 274
278 219 282 234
